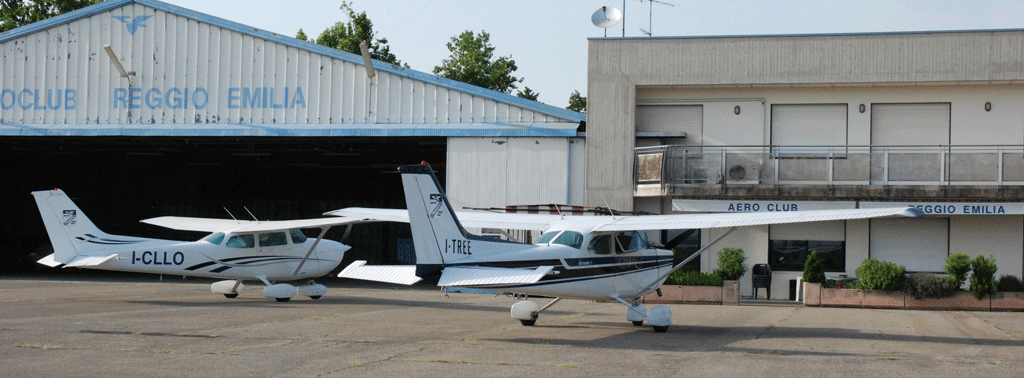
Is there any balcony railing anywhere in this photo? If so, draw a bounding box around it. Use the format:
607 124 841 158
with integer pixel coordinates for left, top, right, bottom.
635 145 1024 189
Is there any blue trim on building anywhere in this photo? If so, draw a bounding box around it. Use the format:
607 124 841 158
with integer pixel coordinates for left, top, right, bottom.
0 122 581 137
0 0 585 124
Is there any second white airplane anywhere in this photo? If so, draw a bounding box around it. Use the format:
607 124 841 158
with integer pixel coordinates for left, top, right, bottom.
328 162 924 332
33 189 362 301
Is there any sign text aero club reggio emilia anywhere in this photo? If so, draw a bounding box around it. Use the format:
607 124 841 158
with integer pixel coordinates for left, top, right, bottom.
1 86 307 112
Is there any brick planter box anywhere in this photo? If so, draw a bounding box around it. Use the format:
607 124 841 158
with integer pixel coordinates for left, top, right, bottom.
642 284 729 304
905 291 990 311
991 292 1024 311
803 282 821 306
821 288 864 307
862 290 905 308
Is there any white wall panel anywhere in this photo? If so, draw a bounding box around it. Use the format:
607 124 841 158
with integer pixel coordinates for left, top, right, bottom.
447 137 571 212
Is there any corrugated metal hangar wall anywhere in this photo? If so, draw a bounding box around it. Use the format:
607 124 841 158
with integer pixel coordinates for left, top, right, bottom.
0 0 585 273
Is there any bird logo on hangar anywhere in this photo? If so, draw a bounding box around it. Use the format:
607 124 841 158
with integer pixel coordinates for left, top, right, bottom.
112 15 153 35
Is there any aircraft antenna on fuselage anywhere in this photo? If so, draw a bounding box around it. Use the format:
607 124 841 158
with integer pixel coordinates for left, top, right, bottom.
223 207 238 222
243 206 260 223
601 197 617 220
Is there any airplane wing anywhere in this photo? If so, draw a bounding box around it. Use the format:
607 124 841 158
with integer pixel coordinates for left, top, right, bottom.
141 216 364 233
326 207 563 230
329 206 922 233
590 207 924 232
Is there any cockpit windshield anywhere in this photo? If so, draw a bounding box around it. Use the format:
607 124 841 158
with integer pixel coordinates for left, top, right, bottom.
552 231 584 249
200 232 225 245
534 231 561 245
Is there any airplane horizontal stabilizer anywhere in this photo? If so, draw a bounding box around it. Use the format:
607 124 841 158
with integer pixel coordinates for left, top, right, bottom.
64 254 118 267
37 254 60 267
437 266 554 287
338 260 422 285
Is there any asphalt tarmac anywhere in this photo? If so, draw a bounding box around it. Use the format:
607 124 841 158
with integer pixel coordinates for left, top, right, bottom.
1 276 1022 377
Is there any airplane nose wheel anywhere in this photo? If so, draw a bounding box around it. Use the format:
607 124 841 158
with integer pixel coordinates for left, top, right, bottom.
223 293 239 299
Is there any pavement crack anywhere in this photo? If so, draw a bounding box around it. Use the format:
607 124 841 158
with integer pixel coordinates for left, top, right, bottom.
755 307 799 340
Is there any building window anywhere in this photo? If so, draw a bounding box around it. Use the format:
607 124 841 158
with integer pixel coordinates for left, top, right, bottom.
769 240 846 272
769 221 845 272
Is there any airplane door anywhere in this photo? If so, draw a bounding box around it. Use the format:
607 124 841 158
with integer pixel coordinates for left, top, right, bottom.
613 231 647 298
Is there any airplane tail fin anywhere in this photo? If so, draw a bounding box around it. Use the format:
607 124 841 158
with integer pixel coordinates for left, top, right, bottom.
31 189 124 264
398 163 475 277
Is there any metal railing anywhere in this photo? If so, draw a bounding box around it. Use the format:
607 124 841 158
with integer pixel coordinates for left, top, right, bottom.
635 145 1024 189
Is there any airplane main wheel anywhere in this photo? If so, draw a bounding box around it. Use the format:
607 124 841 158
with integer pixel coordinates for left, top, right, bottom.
223 293 238 299
275 297 291 302
653 325 669 333
520 319 536 326
632 321 644 326
310 295 322 300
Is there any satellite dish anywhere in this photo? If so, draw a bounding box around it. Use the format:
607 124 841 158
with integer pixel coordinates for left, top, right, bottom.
591 6 622 29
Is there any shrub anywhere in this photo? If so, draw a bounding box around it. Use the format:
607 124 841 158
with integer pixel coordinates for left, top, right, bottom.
824 279 858 289
803 250 826 284
713 248 747 281
945 253 971 287
855 258 906 291
996 275 1024 292
903 273 959 299
969 255 998 299
666 269 724 286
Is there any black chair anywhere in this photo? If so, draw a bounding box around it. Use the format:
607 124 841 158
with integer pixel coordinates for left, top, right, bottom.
752 263 771 299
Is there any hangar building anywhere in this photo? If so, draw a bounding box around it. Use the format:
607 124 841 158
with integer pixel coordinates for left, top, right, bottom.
0 0 585 272
588 31 1024 299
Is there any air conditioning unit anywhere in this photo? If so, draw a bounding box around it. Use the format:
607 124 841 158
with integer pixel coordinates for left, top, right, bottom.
726 163 759 184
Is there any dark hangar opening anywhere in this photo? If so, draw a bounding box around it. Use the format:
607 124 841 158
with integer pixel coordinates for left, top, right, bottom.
0 136 446 274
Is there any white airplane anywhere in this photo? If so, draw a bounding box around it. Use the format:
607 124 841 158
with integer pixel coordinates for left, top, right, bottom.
32 189 362 301
328 162 924 332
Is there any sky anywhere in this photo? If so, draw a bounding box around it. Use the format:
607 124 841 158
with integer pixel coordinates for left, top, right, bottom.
160 0 1024 109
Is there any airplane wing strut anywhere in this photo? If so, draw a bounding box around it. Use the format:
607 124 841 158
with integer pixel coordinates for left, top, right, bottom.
639 227 738 295
293 226 330 276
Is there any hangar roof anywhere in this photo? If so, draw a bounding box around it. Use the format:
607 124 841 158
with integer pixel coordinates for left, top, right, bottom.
0 0 584 137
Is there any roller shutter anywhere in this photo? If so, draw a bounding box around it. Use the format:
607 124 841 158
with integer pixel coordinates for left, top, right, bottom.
770 221 845 241
870 218 949 272
871 103 950 145
771 104 848 146
636 105 703 144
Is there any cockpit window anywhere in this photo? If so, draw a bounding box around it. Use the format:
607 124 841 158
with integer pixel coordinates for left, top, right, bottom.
201 232 225 245
552 231 584 249
588 235 612 255
226 234 254 249
259 232 288 247
615 231 649 253
534 231 561 245
290 229 307 244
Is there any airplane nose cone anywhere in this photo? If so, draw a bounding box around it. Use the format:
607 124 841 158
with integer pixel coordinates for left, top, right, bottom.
319 240 350 259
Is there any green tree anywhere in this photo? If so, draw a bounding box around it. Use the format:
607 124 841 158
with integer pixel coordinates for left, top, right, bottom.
969 255 998 299
713 248 746 281
295 28 309 42
1 0 99 33
945 253 971 287
516 87 539 101
309 2 402 66
567 90 587 113
433 30 521 94
802 250 826 284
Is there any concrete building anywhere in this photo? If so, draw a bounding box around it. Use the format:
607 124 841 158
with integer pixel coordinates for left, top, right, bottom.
0 0 585 271
588 31 1024 299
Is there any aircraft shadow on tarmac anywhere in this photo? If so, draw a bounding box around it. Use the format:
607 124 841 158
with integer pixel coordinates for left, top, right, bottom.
492 322 1022 354
123 295 578 317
